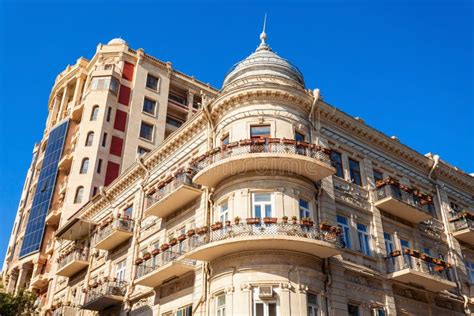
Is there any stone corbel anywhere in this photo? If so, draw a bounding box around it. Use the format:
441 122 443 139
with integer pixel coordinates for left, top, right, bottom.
280 282 293 291
298 284 309 294
240 283 251 291
225 286 234 294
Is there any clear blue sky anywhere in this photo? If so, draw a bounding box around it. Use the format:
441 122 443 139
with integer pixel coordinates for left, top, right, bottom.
0 1 472 265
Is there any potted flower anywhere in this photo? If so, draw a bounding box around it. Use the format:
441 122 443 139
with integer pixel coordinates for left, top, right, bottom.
302 218 313 226
320 221 331 231
420 253 429 261
434 265 445 272
390 250 401 257
282 216 288 224
225 220 231 227
291 216 298 225
143 252 151 260
161 243 170 251
246 217 261 225
234 216 241 225
177 234 187 242
329 226 341 234
282 138 296 145
196 226 208 235
263 217 277 224
211 221 223 231
151 248 160 256
169 237 178 246
187 229 196 237
239 139 252 146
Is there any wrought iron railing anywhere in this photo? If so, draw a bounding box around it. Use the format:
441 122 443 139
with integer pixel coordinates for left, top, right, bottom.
145 173 197 209
190 139 332 173
93 218 134 246
83 280 127 306
375 183 434 215
58 248 89 270
192 222 343 248
450 216 474 232
136 241 196 279
386 253 452 283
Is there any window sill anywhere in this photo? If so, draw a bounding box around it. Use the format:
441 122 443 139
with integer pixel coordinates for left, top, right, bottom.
142 111 157 119
145 86 159 94
139 137 154 145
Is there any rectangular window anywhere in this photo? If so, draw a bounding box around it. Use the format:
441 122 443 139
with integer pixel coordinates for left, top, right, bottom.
384 232 394 255
91 76 118 94
169 92 187 106
166 116 184 128
466 261 474 284
219 201 229 223
124 205 133 217
349 158 362 186
115 259 126 281
400 239 412 268
373 169 384 184
140 121 154 141
295 131 305 141
254 302 277 316
357 223 371 256
250 125 271 139
299 199 310 219
137 146 150 156
307 293 318 316
106 106 112 122
337 215 351 249
253 193 273 219
110 78 119 94
216 293 226 316
221 133 229 145
348 304 360 316
102 132 107 147
176 305 192 316
143 97 156 115
146 74 159 90
97 159 102 174
330 151 344 178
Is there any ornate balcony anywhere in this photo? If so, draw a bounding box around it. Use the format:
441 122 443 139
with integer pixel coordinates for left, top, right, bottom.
374 179 434 223
71 102 84 122
58 148 73 172
190 138 335 187
144 173 201 218
93 218 134 251
82 280 127 311
45 209 61 226
135 242 196 287
56 247 89 277
386 250 455 292
450 213 474 245
185 221 342 262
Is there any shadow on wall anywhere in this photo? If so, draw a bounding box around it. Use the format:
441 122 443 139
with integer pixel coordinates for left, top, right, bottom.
130 306 153 316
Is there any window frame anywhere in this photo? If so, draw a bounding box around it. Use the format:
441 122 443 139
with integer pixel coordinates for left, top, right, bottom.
250 124 271 139
252 192 274 219
74 186 84 204
85 131 94 147
146 73 159 91
143 97 157 116
90 105 99 121
330 151 344 178
139 121 155 142
299 198 310 219
216 293 226 316
337 215 352 249
348 158 362 186
115 259 126 281
79 158 89 174
357 223 371 256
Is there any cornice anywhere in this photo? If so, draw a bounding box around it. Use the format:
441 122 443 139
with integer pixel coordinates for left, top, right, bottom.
319 102 474 196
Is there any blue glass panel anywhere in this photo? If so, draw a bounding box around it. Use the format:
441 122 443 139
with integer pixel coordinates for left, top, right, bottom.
19 120 69 258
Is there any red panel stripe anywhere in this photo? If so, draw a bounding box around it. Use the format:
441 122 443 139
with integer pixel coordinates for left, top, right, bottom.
118 85 131 106
114 109 127 132
122 62 134 81
104 161 120 186
110 136 123 157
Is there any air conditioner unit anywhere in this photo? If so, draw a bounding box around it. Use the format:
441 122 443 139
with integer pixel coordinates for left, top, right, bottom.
258 286 273 299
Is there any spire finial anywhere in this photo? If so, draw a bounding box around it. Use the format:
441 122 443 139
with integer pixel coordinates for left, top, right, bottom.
260 13 267 45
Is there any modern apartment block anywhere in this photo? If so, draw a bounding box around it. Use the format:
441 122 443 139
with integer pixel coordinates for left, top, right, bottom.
2 32 473 316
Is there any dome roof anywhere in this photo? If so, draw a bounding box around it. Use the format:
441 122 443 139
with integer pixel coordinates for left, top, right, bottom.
222 32 304 88
107 38 127 45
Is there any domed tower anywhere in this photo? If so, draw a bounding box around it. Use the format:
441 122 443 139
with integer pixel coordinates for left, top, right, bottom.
187 31 339 315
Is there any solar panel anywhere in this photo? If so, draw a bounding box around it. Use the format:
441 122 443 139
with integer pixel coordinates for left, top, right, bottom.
19 120 69 258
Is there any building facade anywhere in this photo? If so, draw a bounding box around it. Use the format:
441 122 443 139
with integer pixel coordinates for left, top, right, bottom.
2 32 474 316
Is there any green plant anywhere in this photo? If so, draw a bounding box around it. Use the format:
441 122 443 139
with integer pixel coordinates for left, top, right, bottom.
0 280 37 316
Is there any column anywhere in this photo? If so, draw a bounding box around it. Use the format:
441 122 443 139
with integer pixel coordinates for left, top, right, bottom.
72 75 84 106
341 152 351 182
239 283 252 315
225 286 234 316
187 90 195 119
6 270 18 293
58 85 69 121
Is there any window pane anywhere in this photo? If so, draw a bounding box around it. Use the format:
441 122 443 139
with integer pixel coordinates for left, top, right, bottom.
140 122 154 140
268 303 276 316
146 74 158 90
330 151 344 178
250 125 271 138
295 131 305 141
254 193 271 202
255 303 264 316
143 98 156 114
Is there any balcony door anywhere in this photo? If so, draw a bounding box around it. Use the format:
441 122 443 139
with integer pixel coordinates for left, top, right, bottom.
400 239 412 269
252 193 273 220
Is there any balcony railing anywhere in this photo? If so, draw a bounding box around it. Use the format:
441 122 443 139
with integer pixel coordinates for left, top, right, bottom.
82 280 127 311
185 221 342 261
93 218 134 250
376 183 434 214
385 250 455 292
144 173 200 218
449 213 474 244
58 248 89 270
189 138 333 187
450 214 474 232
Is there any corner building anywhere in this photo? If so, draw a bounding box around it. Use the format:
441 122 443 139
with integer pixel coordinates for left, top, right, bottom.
3 32 474 316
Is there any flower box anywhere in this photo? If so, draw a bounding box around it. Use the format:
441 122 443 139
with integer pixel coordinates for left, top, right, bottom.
239 139 252 146
225 220 231 227
420 253 429 261
196 227 208 235
161 243 170 251
177 234 186 242
263 217 277 224
226 141 239 148
291 216 298 225
246 217 261 225
169 238 178 246
234 217 241 225
434 265 445 272
267 138 280 144
143 252 151 260
282 138 296 145
319 223 331 231
253 138 266 145
390 250 401 257
282 216 288 224
187 229 196 237
211 222 223 231
151 249 160 256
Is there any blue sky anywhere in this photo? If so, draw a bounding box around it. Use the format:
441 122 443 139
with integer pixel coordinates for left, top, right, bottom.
0 0 472 265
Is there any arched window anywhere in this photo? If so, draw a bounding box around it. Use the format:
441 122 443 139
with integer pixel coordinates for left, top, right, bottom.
90 105 99 121
80 158 89 174
74 186 84 204
85 132 94 146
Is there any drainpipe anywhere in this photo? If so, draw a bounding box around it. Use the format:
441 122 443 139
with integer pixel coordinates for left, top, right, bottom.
323 258 332 316
428 155 468 314
124 158 151 314
201 91 215 149
308 89 320 145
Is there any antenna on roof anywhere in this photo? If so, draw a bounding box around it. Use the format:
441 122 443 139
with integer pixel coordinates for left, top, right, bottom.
260 13 267 45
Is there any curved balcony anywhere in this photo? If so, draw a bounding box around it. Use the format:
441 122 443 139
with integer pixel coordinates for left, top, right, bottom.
45 209 61 226
185 222 342 262
374 179 434 223
190 139 335 187
135 242 196 287
144 173 201 218
82 280 127 311
58 148 73 173
93 218 134 251
386 251 455 292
